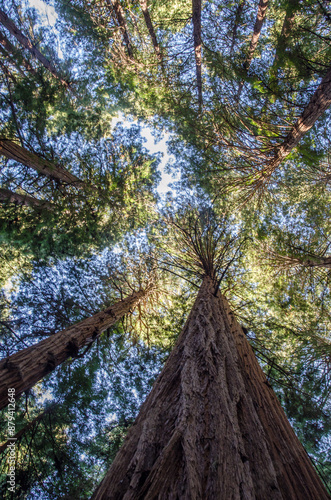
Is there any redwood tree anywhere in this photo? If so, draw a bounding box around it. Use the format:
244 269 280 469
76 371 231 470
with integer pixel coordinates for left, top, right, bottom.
91 210 330 499
0 287 150 410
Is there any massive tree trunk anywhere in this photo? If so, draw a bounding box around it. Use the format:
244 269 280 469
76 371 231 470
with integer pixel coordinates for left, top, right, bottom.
237 0 268 99
0 288 148 411
92 277 329 499
0 139 83 186
0 187 51 208
0 9 70 87
192 0 202 109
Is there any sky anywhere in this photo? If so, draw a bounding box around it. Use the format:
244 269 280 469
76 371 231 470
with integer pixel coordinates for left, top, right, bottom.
26 0 180 197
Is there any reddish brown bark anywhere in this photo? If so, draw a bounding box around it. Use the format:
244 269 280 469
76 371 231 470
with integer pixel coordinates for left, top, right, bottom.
139 0 162 63
0 139 83 186
261 64 331 180
107 0 133 58
192 0 202 108
92 277 329 499
0 187 51 208
0 29 36 75
0 289 148 411
0 9 70 87
237 0 268 98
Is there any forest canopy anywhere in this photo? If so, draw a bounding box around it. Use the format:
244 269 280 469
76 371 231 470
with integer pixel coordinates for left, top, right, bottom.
0 0 330 498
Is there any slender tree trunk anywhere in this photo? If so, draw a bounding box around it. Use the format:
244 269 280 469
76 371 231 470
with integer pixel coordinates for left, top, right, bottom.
0 29 36 75
106 0 133 58
139 0 162 63
230 0 246 55
0 139 83 186
192 0 202 109
92 277 329 499
270 0 297 77
0 289 148 411
0 9 70 87
0 187 51 208
262 64 331 178
237 0 268 99
0 403 56 454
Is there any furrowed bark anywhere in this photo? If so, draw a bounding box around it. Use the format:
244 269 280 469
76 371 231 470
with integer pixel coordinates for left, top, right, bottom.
107 0 133 58
0 187 51 208
0 28 37 75
0 139 83 186
0 289 147 411
92 277 329 499
237 0 268 98
0 9 70 87
192 0 202 108
139 0 162 63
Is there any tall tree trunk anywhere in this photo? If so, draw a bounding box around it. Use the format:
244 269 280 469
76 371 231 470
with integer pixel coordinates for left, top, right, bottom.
0 139 83 186
237 0 268 99
261 64 331 180
106 0 133 58
230 0 246 55
0 29 36 76
270 0 298 78
0 9 70 87
192 0 202 109
0 187 50 208
0 288 148 411
0 403 56 454
139 0 162 63
92 277 329 499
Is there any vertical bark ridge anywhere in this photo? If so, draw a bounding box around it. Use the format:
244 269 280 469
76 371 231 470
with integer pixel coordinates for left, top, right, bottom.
92 277 329 499
0 289 147 411
0 9 70 87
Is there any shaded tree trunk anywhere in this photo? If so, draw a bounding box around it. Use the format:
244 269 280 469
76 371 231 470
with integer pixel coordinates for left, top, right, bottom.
0 9 70 87
139 0 162 63
230 0 246 55
237 0 268 99
106 0 133 58
92 277 329 499
0 403 56 454
0 29 37 76
0 139 83 186
0 187 51 208
270 0 298 77
0 288 148 411
192 0 202 109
